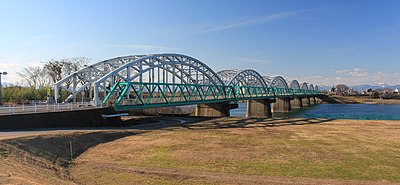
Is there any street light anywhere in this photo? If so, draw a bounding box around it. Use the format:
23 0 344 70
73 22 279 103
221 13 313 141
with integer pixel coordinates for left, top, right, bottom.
0 71 7 105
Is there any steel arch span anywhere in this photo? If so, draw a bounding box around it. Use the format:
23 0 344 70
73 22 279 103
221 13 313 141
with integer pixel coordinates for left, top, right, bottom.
269 76 289 89
289 80 300 89
54 55 146 102
54 53 322 110
301 82 309 90
289 80 306 95
309 84 315 91
217 69 268 87
269 76 291 96
262 76 272 85
94 53 230 108
217 69 273 99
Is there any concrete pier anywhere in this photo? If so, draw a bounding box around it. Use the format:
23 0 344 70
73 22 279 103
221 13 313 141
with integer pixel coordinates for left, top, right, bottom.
273 98 292 112
195 102 237 117
290 98 303 109
302 97 311 107
310 97 315 105
313 97 318 104
246 99 273 118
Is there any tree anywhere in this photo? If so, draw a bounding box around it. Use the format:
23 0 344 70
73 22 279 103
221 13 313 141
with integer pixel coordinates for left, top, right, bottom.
17 57 89 90
44 60 64 84
44 57 90 85
17 66 49 89
60 57 89 77
7 57 90 104
17 57 90 88
331 86 336 92
335 84 351 95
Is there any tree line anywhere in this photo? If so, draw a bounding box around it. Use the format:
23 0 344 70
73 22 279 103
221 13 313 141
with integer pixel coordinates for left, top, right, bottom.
2 57 89 104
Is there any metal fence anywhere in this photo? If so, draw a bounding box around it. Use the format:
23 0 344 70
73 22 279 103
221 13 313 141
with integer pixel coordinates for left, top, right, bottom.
0 102 103 116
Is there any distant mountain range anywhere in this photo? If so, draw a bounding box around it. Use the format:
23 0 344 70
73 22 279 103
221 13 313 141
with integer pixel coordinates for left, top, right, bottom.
351 84 399 91
315 84 400 91
316 85 333 91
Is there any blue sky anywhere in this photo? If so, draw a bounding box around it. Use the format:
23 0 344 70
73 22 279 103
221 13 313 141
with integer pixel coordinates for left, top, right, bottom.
0 0 399 86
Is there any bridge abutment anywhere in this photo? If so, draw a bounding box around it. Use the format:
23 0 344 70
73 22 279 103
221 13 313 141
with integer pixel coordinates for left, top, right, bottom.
273 98 292 112
245 99 273 118
195 102 235 117
290 97 303 109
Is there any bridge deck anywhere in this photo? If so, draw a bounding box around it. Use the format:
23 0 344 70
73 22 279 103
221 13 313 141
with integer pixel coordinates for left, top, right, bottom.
103 82 321 111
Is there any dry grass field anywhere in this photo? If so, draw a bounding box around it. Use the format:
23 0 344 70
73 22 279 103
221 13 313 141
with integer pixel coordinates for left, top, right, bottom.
69 118 400 184
322 95 400 104
0 117 399 184
0 130 143 185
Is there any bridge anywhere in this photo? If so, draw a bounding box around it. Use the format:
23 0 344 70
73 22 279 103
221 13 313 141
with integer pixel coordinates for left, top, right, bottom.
55 53 321 117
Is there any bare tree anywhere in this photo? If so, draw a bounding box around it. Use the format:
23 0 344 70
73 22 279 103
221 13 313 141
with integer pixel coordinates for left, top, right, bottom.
59 57 90 89
44 60 64 84
335 84 351 95
17 66 49 88
18 57 90 89
60 57 90 77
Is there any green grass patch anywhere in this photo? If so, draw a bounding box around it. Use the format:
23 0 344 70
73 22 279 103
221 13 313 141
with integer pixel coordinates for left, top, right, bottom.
143 146 180 168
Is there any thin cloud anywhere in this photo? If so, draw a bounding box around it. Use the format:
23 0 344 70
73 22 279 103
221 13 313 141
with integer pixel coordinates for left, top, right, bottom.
335 69 351 74
0 62 21 68
19 34 52 48
104 44 181 52
300 71 400 86
0 61 43 84
190 9 315 36
336 68 367 77
239 57 270 64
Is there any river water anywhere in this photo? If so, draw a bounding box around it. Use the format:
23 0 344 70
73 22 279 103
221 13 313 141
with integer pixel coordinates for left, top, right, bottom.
230 102 400 120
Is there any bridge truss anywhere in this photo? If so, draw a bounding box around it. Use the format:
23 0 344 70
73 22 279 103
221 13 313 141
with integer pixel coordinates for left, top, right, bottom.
54 53 321 110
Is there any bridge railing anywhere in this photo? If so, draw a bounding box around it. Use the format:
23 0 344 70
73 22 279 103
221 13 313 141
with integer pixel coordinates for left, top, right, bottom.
102 82 321 110
0 102 101 116
229 86 275 100
292 89 304 96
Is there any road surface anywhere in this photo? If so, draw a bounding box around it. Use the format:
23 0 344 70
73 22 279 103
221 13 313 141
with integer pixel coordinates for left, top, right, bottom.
0 116 192 140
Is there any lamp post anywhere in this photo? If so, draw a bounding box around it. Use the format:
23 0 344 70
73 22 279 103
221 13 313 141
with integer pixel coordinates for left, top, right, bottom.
0 71 7 105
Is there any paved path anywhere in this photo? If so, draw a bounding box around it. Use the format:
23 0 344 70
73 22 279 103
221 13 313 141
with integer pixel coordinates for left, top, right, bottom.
0 116 190 140
0 103 100 116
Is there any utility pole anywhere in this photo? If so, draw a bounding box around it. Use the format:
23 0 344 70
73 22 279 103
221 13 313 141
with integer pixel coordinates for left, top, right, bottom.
0 71 7 105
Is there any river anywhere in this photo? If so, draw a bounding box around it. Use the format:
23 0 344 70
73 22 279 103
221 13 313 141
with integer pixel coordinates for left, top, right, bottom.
230 102 400 120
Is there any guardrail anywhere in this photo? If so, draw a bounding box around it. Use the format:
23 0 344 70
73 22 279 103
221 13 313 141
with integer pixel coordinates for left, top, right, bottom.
0 102 103 116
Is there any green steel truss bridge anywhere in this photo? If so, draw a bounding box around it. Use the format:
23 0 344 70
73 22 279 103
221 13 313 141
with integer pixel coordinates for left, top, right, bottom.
55 54 321 111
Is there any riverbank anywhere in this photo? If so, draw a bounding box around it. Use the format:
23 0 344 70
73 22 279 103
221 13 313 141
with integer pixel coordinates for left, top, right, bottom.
0 117 399 184
320 95 400 104
364 98 400 104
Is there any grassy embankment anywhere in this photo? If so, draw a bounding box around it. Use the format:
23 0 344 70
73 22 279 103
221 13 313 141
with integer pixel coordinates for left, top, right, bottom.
0 117 399 184
321 94 400 104
71 118 400 184
0 130 143 184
